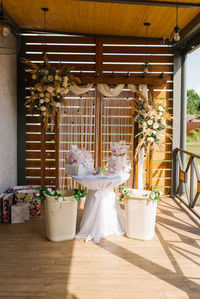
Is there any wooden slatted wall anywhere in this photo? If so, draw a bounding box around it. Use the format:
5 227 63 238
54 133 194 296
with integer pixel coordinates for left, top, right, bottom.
23 33 173 193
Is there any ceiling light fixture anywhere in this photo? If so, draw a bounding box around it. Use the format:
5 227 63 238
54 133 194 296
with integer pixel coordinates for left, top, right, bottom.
144 22 151 74
174 0 180 42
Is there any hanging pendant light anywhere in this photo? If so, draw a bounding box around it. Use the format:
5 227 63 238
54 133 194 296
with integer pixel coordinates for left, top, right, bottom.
143 22 151 74
173 0 180 42
41 7 49 63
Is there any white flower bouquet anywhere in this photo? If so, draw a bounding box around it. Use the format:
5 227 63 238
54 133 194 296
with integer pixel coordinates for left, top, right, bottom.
21 56 80 130
108 141 131 174
133 89 173 156
65 145 94 176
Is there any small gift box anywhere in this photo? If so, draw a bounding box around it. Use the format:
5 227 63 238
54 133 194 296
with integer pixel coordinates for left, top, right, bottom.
17 202 30 221
14 190 40 218
11 205 25 224
0 193 6 224
7 185 34 193
3 193 14 223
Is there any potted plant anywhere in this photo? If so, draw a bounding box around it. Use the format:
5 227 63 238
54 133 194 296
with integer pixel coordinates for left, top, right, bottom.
119 187 161 240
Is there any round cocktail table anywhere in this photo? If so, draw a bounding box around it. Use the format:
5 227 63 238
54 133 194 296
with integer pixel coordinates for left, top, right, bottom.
72 173 130 243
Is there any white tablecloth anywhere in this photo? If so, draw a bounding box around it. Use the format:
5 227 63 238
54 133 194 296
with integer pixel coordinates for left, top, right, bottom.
73 173 130 243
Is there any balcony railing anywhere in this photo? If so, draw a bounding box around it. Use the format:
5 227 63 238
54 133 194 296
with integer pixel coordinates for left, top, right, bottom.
172 148 200 219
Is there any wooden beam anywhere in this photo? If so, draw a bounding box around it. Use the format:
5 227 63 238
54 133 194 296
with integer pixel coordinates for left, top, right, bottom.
95 38 103 76
78 74 170 86
78 0 200 9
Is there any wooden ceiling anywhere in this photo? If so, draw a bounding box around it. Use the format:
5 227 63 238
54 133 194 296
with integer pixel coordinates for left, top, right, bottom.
4 0 200 38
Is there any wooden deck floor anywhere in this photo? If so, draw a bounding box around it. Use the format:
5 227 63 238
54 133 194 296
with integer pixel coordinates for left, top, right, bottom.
0 197 200 299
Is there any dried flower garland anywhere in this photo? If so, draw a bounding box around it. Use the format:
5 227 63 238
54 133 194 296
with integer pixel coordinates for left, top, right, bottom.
21 56 80 130
133 89 173 157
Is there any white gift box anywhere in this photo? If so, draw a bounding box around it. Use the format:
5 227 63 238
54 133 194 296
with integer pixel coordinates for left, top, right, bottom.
17 202 30 221
65 163 93 176
11 205 25 224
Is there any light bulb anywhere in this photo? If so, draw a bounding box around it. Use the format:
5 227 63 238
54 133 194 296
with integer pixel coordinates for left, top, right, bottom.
174 32 180 42
174 25 180 42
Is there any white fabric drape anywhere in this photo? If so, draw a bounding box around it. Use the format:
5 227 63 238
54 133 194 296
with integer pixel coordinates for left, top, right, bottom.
70 84 93 95
128 84 136 93
97 84 124 97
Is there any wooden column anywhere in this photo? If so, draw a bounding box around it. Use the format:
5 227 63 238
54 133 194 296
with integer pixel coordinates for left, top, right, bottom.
40 124 46 189
146 144 153 190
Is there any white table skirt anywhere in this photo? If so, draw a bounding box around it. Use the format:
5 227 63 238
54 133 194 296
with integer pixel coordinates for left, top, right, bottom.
72 173 130 243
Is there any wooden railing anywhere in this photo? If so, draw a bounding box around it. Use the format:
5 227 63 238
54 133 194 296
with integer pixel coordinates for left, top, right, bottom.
172 147 200 219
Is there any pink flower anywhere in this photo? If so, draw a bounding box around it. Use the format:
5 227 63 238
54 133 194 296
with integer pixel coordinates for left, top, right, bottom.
35 204 40 210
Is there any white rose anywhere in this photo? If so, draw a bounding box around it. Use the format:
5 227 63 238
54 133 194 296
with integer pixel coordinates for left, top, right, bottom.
40 106 46 111
56 102 61 107
147 119 153 126
39 99 44 104
47 86 54 93
153 122 159 129
48 75 53 81
158 106 163 112
142 121 147 128
152 130 157 135
159 112 163 116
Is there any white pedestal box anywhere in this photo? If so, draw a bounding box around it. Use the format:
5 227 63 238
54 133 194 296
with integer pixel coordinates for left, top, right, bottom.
125 189 157 240
45 190 78 242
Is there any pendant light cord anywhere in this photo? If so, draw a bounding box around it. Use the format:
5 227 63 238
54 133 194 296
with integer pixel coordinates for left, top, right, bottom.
176 0 178 26
41 7 49 57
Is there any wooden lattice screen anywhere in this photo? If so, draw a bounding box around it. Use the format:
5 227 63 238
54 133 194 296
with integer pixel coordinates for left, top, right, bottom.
23 33 173 194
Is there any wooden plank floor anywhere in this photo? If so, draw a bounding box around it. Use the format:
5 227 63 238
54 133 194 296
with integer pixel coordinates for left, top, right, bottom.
0 197 200 299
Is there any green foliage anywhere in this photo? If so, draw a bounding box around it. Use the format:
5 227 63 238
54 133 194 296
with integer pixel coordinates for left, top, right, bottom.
187 89 200 115
73 188 87 202
187 126 200 143
36 187 64 201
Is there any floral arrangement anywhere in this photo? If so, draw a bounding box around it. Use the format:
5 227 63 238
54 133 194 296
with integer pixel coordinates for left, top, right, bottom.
35 187 87 202
118 187 162 203
66 145 93 169
118 186 130 202
133 89 173 156
142 189 162 203
21 56 80 130
108 141 131 173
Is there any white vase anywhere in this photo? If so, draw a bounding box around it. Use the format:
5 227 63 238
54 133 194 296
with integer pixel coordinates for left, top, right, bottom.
125 189 157 240
45 190 77 242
